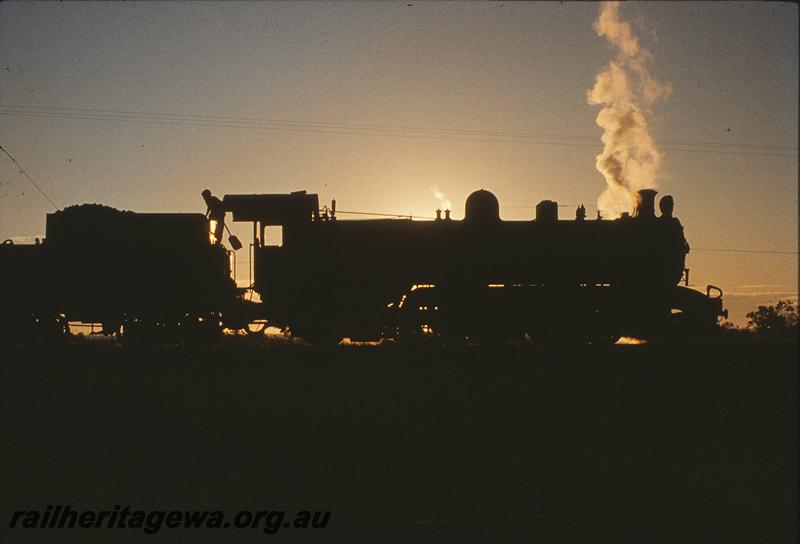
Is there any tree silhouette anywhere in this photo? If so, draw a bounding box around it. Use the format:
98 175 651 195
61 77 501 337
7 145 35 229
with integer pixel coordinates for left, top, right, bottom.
746 300 799 338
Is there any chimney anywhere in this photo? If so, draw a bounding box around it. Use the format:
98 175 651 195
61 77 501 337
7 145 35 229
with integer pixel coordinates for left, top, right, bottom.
444 209 451 220
436 209 442 221
633 189 657 219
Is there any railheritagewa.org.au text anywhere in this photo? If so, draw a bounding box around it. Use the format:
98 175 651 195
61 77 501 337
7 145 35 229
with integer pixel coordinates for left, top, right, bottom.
9 505 331 534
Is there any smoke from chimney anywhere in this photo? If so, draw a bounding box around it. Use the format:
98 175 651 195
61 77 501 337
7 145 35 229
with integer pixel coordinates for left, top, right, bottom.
587 2 671 219
430 185 452 213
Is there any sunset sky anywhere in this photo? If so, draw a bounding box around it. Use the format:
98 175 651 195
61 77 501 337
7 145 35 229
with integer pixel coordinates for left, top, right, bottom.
0 1 797 325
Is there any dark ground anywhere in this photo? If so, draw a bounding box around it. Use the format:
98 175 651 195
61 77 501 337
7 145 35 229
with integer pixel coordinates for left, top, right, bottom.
1 340 797 543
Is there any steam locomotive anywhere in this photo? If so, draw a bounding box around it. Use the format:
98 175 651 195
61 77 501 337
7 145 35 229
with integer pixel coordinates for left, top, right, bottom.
0 188 726 345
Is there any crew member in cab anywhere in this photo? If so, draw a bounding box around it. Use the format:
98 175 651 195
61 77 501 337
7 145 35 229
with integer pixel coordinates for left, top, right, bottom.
659 195 690 283
202 189 226 244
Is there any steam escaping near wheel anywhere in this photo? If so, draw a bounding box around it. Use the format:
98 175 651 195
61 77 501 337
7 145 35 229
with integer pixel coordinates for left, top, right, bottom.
617 336 648 345
587 2 671 219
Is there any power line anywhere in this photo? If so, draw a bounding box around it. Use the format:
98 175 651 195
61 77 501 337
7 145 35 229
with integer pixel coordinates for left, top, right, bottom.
691 265 797 271
0 105 796 158
0 104 796 151
2 108 790 157
0 144 60 210
0 108 605 150
3 104 795 151
692 247 798 255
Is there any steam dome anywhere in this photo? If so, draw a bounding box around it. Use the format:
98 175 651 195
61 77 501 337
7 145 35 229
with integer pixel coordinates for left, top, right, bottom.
464 189 500 224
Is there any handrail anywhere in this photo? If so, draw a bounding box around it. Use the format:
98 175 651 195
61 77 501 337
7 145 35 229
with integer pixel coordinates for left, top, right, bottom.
706 285 723 299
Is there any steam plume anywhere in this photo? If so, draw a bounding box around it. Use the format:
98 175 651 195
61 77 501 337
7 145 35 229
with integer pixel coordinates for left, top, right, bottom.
587 2 671 218
430 185 451 211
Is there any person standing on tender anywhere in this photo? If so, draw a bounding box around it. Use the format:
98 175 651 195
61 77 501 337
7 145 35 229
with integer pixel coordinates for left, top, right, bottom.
202 189 226 245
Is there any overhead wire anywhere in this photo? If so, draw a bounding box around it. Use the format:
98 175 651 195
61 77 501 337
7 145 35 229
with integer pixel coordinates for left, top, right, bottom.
0 104 796 157
692 247 798 255
1 104 795 150
0 144 60 210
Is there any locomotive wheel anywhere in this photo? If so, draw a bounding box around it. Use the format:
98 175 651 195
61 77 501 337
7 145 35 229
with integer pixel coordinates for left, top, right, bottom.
246 321 268 335
305 335 341 348
183 316 223 347
663 310 716 344
528 329 597 347
466 330 518 346
295 320 342 346
116 320 144 348
587 335 621 346
23 313 69 346
395 329 441 347
117 317 171 347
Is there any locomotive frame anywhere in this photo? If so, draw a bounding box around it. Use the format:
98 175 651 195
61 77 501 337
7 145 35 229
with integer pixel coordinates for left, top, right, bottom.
0 188 726 346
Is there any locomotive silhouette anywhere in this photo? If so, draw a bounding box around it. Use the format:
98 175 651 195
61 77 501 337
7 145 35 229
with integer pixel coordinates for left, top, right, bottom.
0 188 726 345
